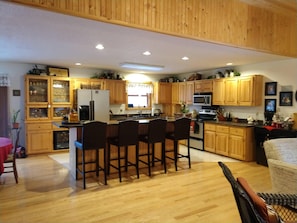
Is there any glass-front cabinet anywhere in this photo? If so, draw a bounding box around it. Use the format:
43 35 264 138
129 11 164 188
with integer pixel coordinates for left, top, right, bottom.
25 75 73 121
25 75 72 155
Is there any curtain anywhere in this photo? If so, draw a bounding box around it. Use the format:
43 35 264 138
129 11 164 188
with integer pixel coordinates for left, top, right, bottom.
0 73 10 87
0 87 9 137
127 82 153 95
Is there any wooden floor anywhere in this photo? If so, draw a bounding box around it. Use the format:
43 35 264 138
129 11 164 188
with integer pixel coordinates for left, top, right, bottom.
0 153 272 223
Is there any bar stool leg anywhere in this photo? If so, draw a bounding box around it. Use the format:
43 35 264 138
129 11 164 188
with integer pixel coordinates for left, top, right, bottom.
136 145 139 179
162 142 167 173
147 143 151 176
117 146 122 182
82 149 86 189
187 138 191 168
174 140 178 171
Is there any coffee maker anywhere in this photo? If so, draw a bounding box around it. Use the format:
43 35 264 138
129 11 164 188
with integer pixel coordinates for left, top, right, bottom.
264 112 274 125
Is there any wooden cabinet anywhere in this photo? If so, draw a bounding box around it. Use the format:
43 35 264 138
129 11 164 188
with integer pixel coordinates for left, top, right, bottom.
26 122 53 154
204 122 255 161
171 82 179 104
224 78 238 105
154 82 172 104
213 75 263 106
212 79 225 105
73 78 103 90
215 125 229 156
103 79 126 104
194 79 213 92
237 75 263 106
175 81 194 104
25 75 72 154
204 123 216 152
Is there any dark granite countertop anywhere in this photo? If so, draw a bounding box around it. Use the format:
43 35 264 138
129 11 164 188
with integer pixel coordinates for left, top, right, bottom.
204 120 256 127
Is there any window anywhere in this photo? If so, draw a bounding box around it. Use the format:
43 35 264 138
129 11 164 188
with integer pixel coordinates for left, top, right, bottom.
126 82 153 109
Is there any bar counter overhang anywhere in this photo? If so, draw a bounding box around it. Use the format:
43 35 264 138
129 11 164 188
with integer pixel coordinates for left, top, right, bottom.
54 119 176 179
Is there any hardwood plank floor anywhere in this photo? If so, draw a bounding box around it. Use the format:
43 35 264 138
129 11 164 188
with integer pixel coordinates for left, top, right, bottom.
0 152 272 223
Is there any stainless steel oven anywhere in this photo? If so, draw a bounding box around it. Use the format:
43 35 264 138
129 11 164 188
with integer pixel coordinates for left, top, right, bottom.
188 107 217 150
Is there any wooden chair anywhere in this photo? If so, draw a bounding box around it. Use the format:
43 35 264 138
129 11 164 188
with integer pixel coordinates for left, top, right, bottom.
75 121 107 189
3 128 21 183
165 117 191 171
107 120 139 182
139 118 167 176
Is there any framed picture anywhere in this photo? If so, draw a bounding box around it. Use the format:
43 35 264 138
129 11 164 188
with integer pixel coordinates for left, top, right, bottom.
264 99 276 112
47 66 69 77
12 89 21 96
279 91 293 106
265 82 277 96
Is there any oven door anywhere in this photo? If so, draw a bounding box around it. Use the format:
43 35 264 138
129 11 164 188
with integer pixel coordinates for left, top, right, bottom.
189 121 204 150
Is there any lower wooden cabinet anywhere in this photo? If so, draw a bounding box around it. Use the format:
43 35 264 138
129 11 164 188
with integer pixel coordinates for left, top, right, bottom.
204 122 255 161
26 122 53 154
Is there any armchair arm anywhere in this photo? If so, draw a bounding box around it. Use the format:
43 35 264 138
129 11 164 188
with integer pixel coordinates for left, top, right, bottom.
267 159 297 194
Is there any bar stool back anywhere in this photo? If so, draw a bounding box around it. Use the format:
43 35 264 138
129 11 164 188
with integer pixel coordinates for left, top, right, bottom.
108 120 139 182
165 117 191 171
139 118 167 176
75 121 107 189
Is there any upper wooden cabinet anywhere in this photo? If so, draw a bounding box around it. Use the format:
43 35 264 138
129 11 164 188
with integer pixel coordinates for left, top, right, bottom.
194 79 213 93
154 82 172 104
73 78 104 90
171 82 179 104
103 79 126 104
212 79 225 105
213 75 263 106
25 75 73 121
171 81 194 104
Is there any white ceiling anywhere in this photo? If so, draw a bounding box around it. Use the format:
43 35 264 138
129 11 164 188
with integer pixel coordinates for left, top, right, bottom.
0 1 292 75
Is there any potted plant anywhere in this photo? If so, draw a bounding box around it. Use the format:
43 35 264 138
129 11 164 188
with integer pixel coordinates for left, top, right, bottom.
12 109 20 129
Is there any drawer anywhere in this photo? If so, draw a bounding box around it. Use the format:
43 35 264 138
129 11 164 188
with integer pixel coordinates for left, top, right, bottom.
27 123 52 131
229 127 245 136
204 124 216 131
216 125 229 133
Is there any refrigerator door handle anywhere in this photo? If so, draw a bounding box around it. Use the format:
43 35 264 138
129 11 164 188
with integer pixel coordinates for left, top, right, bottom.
89 100 95 121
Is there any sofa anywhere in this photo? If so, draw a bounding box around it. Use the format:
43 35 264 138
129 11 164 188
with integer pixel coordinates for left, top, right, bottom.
263 138 297 194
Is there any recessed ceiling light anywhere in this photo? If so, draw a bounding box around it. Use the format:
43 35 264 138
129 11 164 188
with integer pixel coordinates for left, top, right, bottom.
120 62 164 71
182 56 189 60
75 62 82 66
143 51 151 56
226 62 233 66
95 44 104 50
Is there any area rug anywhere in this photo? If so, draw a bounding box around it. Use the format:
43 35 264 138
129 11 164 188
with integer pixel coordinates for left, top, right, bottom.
48 153 70 170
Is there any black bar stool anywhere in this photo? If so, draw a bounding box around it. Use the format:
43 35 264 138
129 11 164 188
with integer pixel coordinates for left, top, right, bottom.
108 120 139 182
139 118 167 176
75 121 107 189
165 117 191 171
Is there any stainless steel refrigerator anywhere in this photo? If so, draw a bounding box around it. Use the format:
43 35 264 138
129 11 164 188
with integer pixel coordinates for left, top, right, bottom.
76 89 110 122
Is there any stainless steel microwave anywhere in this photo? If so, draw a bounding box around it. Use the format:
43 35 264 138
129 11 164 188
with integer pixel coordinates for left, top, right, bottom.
193 93 212 106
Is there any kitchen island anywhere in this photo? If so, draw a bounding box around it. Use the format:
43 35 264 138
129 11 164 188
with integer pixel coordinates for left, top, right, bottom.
54 118 176 179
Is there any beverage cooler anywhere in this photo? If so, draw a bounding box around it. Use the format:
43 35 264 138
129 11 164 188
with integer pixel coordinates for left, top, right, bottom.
53 130 69 150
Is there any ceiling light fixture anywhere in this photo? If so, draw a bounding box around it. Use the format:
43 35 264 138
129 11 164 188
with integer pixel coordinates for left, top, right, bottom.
226 62 233 66
182 56 189 60
75 62 82 66
120 62 164 71
95 44 104 50
143 51 151 56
